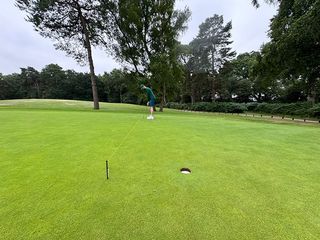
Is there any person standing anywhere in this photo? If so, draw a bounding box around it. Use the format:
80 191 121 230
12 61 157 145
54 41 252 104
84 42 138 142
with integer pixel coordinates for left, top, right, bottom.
141 84 156 120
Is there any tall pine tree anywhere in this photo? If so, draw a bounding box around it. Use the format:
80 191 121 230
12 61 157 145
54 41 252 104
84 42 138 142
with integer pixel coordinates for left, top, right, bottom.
189 14 235 101
16 0 113 109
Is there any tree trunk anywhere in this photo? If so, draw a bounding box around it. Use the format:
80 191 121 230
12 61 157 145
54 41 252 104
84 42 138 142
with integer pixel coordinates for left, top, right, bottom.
307 76 317 104
35 80 40 98
191 95 195 105
160 83 166 112
78 5 99 109
211 48 215 102
190 74 195 105
160 101 164 112
307 91 316 104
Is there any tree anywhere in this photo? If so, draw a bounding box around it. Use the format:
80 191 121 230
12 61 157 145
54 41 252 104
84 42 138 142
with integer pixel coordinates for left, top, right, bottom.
19 67 41 98
176 44 194 103
16 0 112 109
40 64 66 99
189 14 236 101
252 0 279 8
100 69 127 103
0 74 24 100
64 70 94 101
105 0 191 111
259 0 320 102
216 53 257 102
150 51 184 111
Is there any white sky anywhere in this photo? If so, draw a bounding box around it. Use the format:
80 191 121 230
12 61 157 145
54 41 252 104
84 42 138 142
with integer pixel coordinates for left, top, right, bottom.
0 1 277 75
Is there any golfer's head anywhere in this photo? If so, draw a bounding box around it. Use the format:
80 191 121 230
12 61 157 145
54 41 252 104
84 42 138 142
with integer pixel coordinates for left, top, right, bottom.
140 84 146 90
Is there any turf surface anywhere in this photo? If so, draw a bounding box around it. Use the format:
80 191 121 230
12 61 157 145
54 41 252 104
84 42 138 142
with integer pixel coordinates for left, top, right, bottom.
1 99 320 239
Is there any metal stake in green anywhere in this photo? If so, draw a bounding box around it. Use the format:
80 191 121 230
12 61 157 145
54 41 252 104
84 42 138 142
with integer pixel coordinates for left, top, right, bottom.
106 160 109 179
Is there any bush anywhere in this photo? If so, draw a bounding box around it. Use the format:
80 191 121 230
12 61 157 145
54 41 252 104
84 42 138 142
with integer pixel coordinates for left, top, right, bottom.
246 102 259 111
254 103 276 113
250 102 320 118
166 102 189 110
166 102 247 113
309 106 320 118
166 102 320 119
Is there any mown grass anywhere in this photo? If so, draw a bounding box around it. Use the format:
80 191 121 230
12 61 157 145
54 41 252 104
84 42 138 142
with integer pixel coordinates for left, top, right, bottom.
1 99 319 239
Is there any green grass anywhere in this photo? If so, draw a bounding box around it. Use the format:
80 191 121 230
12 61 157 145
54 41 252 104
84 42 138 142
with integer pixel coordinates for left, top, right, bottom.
1 99 320 240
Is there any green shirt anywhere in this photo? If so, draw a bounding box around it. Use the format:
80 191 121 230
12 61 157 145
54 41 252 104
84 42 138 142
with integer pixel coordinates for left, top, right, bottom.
145 87 156 101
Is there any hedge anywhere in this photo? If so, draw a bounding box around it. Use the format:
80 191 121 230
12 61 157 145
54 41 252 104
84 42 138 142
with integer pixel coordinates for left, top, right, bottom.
166 102 247 113
166 102 320 119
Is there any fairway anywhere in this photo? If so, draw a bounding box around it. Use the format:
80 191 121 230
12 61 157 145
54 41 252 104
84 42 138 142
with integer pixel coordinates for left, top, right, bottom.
1 100 320 240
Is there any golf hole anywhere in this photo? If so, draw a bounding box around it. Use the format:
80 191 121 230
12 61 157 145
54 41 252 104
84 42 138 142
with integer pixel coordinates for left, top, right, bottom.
180 168 191 174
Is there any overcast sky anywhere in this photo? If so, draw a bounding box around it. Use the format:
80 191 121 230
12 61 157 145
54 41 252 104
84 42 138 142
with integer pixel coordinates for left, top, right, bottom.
0 1 277 75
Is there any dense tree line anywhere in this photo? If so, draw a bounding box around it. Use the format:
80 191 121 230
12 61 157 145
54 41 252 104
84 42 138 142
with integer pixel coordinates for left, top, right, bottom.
178 49 319 104
0 64 142 104
4 0 319 107
16 0 190 110
178 0 320 104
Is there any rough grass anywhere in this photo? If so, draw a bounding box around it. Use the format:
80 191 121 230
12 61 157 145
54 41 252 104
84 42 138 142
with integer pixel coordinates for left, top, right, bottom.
1 99 320 239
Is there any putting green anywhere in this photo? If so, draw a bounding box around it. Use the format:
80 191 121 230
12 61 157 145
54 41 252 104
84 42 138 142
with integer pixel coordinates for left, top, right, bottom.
1 99 319 239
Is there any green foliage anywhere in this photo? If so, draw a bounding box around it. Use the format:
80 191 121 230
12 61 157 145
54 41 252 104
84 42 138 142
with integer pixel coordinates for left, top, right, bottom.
16 0 110 64
167 102 247 113
167 101 320 118
0 64 94 101
108 0 190 74
0 74 24 100
18 67 41 98
252 0 279 8
107 0 191 110
165 102 189 110
309 105 320 117
189 14 235 74
0 65 143 104
177 7 320 104
38 65 94 101
15 0 114 109
99 69 138 103
9 0 320 107
250 102 320 118
40 64 66 99
150 52 184 108
181 14 235 102
217 52 260 102
257 0 320 102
